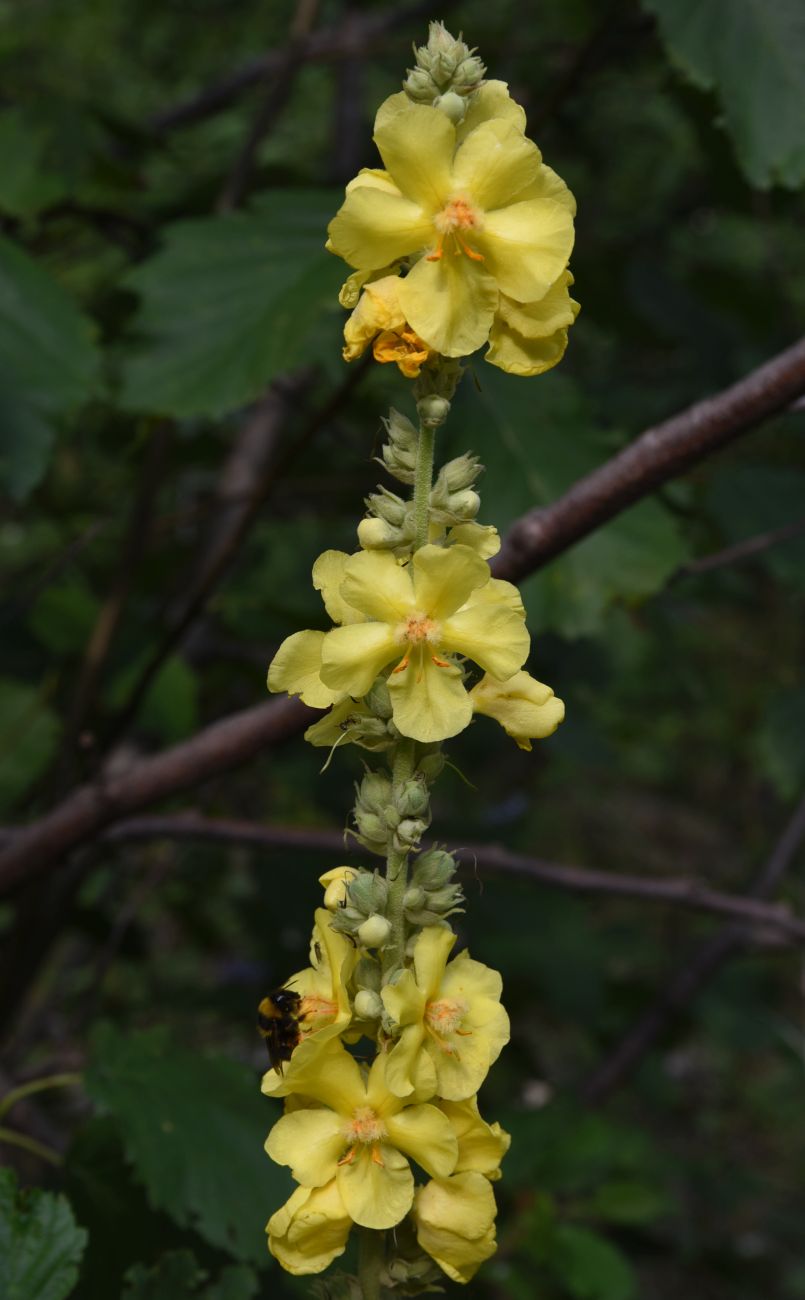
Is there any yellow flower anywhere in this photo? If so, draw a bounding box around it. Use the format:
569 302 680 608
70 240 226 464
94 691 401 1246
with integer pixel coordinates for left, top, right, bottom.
267 550 362 709
319 866 358 910
413 1171 499 1284
487 270 581 377
343 273 435 378
328 89 575 358
439 1095 511 1181
264 1041 458 1230
320 546 529 744
267 1180 352 1275
470 670 565 750
381 926 510 1100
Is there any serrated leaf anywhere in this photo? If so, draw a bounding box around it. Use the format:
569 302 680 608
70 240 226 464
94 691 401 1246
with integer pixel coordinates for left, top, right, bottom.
0 1166 87 1300
549 1225 636 1300
84 1025 290 1268
120 189 342 418
455 370 689 636
0 233 100 498
0 676 61 812
122 1250 258 1300
644 0 805 188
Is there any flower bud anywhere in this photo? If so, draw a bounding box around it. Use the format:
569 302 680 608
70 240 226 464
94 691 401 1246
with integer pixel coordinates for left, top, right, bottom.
357 770 392 813
441 453 482 493
366 486 409 527
320 866 358 910
434 91 466 124
394 817 428 852
358 914 392 948
348 870 388 914
354 989 384 1020
403 885 426 910
403 66 438 103
451 54 486 95
447 488 481 521
358 516 405 551
416 394 451 428
364 679 393 720
417 750 446 782
352 810 388 853
412 847 457 889
379 408 418 484
394 774 430 819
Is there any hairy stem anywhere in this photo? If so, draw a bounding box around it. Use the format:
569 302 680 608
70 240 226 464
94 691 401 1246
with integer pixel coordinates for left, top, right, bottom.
358 1226 385 1300
413 421 435 550
0 1071 82 1120
383 737 416 976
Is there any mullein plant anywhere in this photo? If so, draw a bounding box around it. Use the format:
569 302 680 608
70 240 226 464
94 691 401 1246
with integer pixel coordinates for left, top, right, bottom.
263 21 577 1296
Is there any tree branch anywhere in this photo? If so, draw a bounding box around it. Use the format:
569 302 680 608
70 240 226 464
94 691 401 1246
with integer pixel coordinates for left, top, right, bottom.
581 791 805 1103
150 0 459 134
92 813 805 943
492 335 805 583
2 337 804 894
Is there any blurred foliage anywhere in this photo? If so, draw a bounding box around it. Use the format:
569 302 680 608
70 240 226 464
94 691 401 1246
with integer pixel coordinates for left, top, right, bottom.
0 1 804 1298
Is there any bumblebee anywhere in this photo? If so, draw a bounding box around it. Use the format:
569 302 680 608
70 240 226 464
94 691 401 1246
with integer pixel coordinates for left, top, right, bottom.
257 987 302 1073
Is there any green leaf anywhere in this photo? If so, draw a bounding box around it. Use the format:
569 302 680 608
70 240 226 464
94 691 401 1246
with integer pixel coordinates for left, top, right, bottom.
84 1025 290 1268
755 688 805 800
0 676 61 812
106 655 198 744
549 1225 636 1300
0 1166 87 1300
644 0 805 188
455 370 689 637
120 189 342 418
0 109 68 217
29 577 100 655
583 1179 672 1226
122 1250 258 1300
0 234 100 498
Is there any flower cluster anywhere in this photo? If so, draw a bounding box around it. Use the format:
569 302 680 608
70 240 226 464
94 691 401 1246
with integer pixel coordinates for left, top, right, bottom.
260 20 577 1294
263 897 510 1284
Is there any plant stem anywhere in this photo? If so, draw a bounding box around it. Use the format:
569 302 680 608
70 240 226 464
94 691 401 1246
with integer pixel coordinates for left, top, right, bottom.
413 421 435 550
383 737 416 976
0 1071 82 1120
358 1226 384 1300
0 1126 62 1165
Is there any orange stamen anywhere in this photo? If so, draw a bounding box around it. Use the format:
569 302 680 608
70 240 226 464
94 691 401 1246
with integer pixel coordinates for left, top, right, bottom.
426 235 445 262
371 1145 385 1167
392 653 410 674
431 654 450 668
338 1147 357 1167
458 235 485 261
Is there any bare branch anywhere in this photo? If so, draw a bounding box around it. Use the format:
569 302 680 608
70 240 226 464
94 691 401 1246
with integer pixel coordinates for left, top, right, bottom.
581 792 805 1103
98 813 805 942
151 1 458 134
493 336 805 583
676 516 805 579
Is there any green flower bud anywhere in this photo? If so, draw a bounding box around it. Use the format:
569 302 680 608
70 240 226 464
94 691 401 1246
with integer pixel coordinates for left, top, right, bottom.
358 516 407 551
354 989 384 1020
352 810 387 853
425 884 465 915
366 486 409 527
417 750 445 782
440 453 482 493
394 774 430 819
412 847 457 889
447 488 481 521
416 393 451 429
378 408 418 484
357 770 392 813
348 870 388 914
403 885 426 910
358 914 392 948
434 90 466 124
354 954 381 993
394 816 428 852
451 54 486 95
365 679 393 720
403 66 438 103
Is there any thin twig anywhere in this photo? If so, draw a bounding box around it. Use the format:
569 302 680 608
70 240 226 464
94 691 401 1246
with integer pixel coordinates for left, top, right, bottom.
493 336 805 583
94 813 805 942
217 0 321 212
677 516 805 579
150 0 459 134
581 792 805 1103
1 339 804 893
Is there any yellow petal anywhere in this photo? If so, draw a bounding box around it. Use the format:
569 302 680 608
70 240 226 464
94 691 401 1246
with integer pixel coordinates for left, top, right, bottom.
456 80 527 142
414 1172 498 1284
311 550 364 626
267 1181 351 1276
320 622 400 696
384 1103 458 1179
381 967 426 1029
374 90 413 133
486 323 571 377
373 103 454 211
509 161 577 214
470 670 565 749
453 120 541 212
479 197 574 302
440 603 529 680
495 271 579 339
267 630 341 708
411 544 489 620
340 548 414 623
336 1143 414 1230
328 187 432 271
461 576 525 616
439 1097 511 1179
412 925 457 1000
447 522 501 559
383 1022 436 1099
343 275 406 361
397 252 498 358
345 166 400 196
387 651 472 743
265 1108 346 1187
